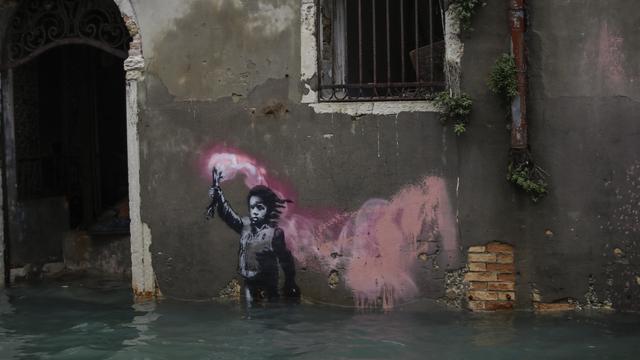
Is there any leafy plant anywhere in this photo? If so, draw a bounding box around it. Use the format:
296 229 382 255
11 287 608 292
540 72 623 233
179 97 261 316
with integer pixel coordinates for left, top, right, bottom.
488 54 518 101
507 153 548 202
435 91 473 136
453 123 466 136
449 0 485 31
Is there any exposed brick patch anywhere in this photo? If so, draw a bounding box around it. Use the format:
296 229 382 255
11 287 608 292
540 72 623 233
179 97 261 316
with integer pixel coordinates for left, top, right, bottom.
464 242 515 311
468 253 497 263
470 282 487 290
468 246 486 253
486 263 515 273
486 243 513 253
531 279 607 312
498 273 516 282
468 262 486 272
496 253 514 264
464 272 498 282
497 292 515 301
469 290 498 301
488 282 515 291
468 300 486 311
534 301 577 312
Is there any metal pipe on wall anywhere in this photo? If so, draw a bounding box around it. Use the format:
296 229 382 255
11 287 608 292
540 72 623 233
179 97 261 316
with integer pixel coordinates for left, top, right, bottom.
509 0 527 149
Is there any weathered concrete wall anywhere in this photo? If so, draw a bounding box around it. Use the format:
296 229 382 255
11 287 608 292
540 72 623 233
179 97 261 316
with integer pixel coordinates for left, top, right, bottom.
124 0 639 310
63 231 132 278
521 0 640 311
443 1 640 312
8 197 67 266
0 0 636 309
458 0 640 311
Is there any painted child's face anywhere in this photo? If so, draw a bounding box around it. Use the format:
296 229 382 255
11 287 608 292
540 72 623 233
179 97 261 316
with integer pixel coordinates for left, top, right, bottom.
249 196 267 225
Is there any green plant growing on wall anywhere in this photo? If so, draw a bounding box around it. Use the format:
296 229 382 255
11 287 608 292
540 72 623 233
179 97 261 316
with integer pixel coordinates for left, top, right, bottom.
435 91 473 136
449 0 485 31
487 53 549 202
488 54 518 101
507 156 548 202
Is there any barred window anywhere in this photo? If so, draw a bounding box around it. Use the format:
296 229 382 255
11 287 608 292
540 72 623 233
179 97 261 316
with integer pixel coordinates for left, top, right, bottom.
318 0 446 102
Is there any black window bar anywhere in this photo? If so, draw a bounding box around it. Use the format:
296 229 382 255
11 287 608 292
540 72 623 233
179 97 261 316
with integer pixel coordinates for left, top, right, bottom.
318 0 446 102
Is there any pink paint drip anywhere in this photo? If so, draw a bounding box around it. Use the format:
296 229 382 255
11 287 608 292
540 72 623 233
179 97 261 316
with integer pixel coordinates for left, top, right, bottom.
204 146 459 309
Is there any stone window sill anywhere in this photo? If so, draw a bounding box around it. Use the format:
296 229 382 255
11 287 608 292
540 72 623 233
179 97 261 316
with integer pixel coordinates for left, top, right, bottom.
308 100 440 116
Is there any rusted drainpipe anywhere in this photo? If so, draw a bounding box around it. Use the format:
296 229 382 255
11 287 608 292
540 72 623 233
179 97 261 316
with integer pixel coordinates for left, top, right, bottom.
509 0 527 149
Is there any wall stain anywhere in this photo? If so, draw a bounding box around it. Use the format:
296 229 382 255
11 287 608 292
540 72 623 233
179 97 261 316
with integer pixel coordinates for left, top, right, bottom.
150 0 296 101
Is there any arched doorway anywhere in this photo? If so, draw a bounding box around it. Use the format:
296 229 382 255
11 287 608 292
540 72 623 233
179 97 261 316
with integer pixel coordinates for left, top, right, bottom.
0 0 146 287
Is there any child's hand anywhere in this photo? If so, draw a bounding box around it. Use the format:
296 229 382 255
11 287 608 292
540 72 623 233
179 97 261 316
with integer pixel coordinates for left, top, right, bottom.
209 167 224 199
212 167 224 187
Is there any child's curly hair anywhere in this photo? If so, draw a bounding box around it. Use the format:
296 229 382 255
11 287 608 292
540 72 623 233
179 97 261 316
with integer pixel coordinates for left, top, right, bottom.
247 186 292 225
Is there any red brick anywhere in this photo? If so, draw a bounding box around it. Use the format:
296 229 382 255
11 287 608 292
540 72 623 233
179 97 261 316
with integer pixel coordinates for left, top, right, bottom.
468 246 486 253
468 301 486 311
468 291 498 301
497 292 516 301
487 282 515 291
470 282 488 290
486 242 514 254
534 302 576 312
469 262 487 272
484 301 514 311
496 253 514 264
468 253 497 263
498 273 516 282
464 272 498 282
486 263 515 273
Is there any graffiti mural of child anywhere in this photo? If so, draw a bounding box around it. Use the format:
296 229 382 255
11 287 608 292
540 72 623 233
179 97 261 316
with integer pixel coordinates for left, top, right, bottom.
207 168 300 303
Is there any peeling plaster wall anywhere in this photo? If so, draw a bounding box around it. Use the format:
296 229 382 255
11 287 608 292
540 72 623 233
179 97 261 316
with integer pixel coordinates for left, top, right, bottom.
134 0 299 102
125 0 640 309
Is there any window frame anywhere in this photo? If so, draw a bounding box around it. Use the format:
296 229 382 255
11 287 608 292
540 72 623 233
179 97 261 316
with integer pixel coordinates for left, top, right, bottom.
301 0 462 116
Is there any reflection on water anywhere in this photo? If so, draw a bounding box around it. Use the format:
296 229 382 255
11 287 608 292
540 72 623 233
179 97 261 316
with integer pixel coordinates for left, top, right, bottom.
0 281 639 359
470 313 516 347
122 302 161 346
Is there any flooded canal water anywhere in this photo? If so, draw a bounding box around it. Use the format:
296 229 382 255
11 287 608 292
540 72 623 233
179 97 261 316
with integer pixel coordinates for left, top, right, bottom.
1 279 639 359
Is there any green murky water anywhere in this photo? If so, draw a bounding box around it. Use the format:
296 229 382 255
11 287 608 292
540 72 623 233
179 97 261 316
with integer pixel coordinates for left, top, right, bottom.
1 280 639 359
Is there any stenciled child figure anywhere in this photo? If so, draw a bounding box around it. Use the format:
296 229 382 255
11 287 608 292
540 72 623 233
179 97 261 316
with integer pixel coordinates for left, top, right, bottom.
207 168 300 303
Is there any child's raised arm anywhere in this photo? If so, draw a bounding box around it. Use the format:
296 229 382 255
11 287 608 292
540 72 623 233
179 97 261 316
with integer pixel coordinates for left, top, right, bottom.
207 168 244 234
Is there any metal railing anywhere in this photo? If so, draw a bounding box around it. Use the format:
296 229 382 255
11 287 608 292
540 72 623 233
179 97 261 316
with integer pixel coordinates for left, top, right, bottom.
318 0 445 102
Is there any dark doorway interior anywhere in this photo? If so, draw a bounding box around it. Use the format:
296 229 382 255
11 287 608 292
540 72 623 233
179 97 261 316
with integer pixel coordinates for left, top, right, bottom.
9 45 129 267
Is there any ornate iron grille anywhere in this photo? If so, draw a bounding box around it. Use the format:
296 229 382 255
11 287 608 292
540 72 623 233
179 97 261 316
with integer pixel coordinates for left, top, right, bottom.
318 0 446 102
3 0 130 68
